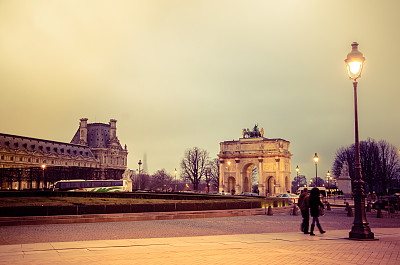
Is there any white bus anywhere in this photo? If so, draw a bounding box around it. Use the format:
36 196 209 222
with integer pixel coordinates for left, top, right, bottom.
53 179 130 192
298 187 327 200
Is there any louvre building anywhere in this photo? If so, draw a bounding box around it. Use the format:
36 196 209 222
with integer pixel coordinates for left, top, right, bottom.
0 118 128 190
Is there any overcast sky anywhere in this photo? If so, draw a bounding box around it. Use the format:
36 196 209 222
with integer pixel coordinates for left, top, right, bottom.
1 0 399 183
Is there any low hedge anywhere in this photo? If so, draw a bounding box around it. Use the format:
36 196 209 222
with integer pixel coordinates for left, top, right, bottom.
0 200 263 217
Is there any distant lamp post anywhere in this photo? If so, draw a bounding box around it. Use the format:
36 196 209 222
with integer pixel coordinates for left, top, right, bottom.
345 42 374 240
41 164 46 190
295 165 300 190
174 168 177 192
326 171 331 201
313 153 319 187
138 160 142 190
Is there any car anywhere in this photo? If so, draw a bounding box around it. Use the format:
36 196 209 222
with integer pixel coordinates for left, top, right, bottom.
372 194 400 211
276 193 298 204
239 192 260 197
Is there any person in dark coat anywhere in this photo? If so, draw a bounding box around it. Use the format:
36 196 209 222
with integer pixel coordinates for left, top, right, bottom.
309 187 325 236
298 188 310 234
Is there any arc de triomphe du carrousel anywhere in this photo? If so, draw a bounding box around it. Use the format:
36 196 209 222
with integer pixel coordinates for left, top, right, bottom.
218 125 292 196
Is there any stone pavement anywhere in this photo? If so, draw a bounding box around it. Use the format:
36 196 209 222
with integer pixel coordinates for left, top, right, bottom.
0 228 399 265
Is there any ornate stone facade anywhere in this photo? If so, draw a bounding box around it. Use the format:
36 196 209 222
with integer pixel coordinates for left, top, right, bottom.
218 126 292 196
0 118 128 190
70 118 128 171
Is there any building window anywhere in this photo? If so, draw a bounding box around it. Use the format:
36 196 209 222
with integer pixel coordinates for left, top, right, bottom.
28 158 31 162
1 155 4 160
10 156 13 161
19 157 23 162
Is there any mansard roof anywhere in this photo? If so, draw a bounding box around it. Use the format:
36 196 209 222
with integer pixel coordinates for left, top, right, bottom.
71 122 123 149
0 133 94 158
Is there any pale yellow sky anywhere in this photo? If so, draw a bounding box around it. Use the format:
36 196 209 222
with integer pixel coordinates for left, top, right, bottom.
1 0 399 180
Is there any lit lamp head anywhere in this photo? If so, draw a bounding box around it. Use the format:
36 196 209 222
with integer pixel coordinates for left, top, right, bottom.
327 170 330 177
345 42 365 81
41 164 46 170
296 165 299 173
313 153 319 164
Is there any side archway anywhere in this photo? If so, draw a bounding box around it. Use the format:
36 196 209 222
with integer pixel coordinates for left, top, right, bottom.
285 176 290 193
227 177 236 194
265 176 274 197
242 163 257 193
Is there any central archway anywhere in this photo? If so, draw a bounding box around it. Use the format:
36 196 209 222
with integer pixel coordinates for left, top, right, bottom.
242 163 257 193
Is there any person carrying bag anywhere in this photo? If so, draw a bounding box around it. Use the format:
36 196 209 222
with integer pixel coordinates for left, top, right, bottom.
309 187 326 236
298 188 310 234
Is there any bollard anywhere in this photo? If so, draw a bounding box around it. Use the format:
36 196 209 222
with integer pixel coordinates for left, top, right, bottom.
292 205 298 216
366 202 371 212
345 202 350 212
377 207 383 218
267 205 273 216
326 202 331 211
347 206 353 217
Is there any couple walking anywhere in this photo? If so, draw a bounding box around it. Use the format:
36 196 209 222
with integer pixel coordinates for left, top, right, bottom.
298 187 325 236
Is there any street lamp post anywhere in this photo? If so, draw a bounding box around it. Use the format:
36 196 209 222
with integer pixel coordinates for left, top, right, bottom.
345 42 374 240
41 164 46 191
174 168 177 192
138 160 142 190
295 165 300 192
326 171 331 201
313 153 319 187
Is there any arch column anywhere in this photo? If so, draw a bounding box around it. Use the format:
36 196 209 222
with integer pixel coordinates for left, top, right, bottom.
219 159 225 193
274 157 281 195
258 157 264 196
235 158 241 194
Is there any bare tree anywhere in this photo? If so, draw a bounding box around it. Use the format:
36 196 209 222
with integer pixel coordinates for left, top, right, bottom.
292 175 307 193
332 138 400 194
377 140 400 193
208 158 220 191
132 172 150 191
150 169 173 191
180 147 209 191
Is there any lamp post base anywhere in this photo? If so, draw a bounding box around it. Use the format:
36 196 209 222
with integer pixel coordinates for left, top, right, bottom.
349 225 375 240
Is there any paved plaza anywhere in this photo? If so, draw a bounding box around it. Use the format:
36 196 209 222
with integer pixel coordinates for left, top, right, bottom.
1 203 399 265
0 228 399 265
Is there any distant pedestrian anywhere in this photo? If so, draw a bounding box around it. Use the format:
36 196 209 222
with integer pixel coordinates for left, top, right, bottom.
298 188 310 234
309 187 325 236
